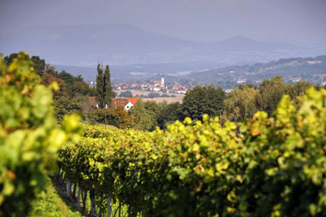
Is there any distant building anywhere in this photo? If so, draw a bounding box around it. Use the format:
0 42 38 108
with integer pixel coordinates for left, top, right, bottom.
88 96 139 111
237 80 247 84
89 81 96 87
153 81 161 86
290 77 302 83
224 89 232 94
88 96 99 108
112 97 139 111
152 78 165 88
171 85 187 93
127 97 139 105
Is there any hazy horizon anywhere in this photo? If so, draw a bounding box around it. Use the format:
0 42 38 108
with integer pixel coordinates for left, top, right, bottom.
1 0 326 44
1 0 326 67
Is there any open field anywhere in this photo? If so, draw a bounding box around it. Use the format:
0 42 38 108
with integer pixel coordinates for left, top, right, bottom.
115 90 185 103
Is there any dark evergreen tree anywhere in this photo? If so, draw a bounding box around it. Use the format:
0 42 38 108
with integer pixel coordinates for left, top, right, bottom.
96 64 105 108
30 56 46 76
104 65 115 106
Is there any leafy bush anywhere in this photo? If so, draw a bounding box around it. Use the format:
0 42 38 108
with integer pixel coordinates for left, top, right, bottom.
119 91 133 98
0 52 81 216
148 92 160 98
161 93 170 97
90 107 134 128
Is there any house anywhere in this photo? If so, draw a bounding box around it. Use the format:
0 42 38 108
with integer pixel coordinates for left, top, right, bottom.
153 81 161 86
112 97 139 111
148 85 163 92
127 97 139 105
153 87 162 92
290 77 302 83
171 85 187 93
88 96 99 108
176 90 187 94
237 80 247 84
121 85 129 90
88 96 139 111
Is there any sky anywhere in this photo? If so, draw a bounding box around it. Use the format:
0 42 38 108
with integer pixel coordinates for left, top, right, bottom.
0 0 326 44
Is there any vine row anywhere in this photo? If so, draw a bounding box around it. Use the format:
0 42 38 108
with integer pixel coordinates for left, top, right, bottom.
59 88 326 217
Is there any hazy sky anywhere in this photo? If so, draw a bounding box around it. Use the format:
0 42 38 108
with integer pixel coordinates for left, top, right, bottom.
1 0 326 43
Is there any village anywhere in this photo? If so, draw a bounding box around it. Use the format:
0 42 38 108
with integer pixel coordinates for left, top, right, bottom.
112 77 188 94
88 77 188 112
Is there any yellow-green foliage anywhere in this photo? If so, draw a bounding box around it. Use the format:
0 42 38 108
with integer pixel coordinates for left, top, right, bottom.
0 52 81 216
59 87 326 217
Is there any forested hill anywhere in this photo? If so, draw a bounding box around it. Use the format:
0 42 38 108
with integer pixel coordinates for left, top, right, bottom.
187 55 326 86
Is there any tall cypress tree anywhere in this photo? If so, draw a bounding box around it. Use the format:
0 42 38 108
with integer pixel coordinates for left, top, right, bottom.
104 65 114 106
96 63 105 108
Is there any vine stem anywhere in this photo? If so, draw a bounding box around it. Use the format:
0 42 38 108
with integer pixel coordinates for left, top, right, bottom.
77 185 81 210
107 196 112 217
66 179 71 198
90 189 97 216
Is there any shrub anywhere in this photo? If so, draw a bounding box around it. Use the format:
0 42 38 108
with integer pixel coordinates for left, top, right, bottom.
0 52 81 216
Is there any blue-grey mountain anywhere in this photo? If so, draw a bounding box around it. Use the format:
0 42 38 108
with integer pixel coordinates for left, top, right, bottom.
1 24 323 66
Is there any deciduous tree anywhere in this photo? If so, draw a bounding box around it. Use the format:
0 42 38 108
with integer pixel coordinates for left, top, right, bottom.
255 76 288 116
180 85 225 121
223 85 258 122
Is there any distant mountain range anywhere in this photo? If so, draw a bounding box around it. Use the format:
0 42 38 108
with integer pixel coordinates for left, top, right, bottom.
1 24 324 66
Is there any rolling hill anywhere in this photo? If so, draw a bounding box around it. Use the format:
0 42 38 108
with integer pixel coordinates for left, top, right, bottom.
186 55 326 87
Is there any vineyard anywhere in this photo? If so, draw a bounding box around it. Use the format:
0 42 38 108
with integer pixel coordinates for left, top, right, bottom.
2 53 326 217
58 88 326 217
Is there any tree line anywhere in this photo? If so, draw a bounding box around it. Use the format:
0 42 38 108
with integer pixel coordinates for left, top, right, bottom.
4 53 324 131
120 76 320 131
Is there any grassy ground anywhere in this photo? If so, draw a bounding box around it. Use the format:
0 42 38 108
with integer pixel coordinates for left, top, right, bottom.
30 181 85 217
30 179 129 217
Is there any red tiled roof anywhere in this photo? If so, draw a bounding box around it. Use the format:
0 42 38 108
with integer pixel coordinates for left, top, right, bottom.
112 98 129 108
88 96 98 107
127 97 139 105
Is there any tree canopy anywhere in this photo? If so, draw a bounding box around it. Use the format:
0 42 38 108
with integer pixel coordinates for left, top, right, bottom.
223 85 258 122
255 76 289 116
180 85 225 121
